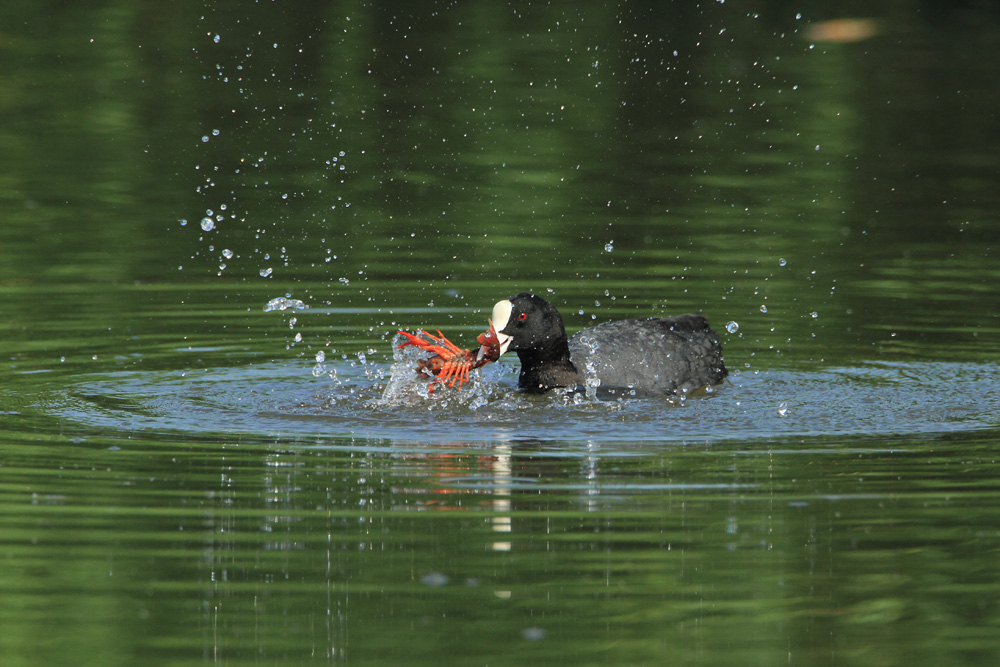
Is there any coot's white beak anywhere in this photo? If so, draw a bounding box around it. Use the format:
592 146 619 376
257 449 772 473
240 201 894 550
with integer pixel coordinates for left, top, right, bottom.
490 299 514 356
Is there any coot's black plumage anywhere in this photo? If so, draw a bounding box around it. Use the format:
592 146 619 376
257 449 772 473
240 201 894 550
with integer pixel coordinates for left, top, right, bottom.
484 292 727 395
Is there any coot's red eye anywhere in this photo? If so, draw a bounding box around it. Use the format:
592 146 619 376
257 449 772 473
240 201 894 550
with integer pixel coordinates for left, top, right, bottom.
518 312 527 321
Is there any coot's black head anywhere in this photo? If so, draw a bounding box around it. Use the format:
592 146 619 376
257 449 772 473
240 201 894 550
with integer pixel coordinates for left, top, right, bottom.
489 292 568 357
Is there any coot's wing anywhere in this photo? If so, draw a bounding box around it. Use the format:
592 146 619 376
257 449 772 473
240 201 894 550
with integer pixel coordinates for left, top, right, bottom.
568 315 726 395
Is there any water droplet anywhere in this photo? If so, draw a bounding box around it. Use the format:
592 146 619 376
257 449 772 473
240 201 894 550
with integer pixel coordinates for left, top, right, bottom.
259 267 273 278
778 257 787 267
759 305 768 314
213 34 221 43
777 402 789 417
293 332 302 342
201 135 210 143
726 321 739 334
604 241 614 252
315 351 326 363
421 572 448 587
222 248 233 259
810 311 818 319
263 297 307 312
212 129 220 136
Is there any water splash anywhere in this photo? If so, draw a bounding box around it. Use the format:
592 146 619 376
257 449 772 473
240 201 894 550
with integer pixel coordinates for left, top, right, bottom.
574 334 603 401
312 351 327 378
379 333 511 408
263 296 308 312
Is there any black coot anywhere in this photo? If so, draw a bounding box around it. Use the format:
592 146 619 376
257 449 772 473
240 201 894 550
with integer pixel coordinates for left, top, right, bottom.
483 292 727 395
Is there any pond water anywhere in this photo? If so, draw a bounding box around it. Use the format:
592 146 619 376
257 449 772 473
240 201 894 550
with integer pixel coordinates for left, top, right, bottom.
2 2 1000 665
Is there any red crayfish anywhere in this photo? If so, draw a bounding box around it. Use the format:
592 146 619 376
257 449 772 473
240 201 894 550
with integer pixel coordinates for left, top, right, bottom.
396 320 502 392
